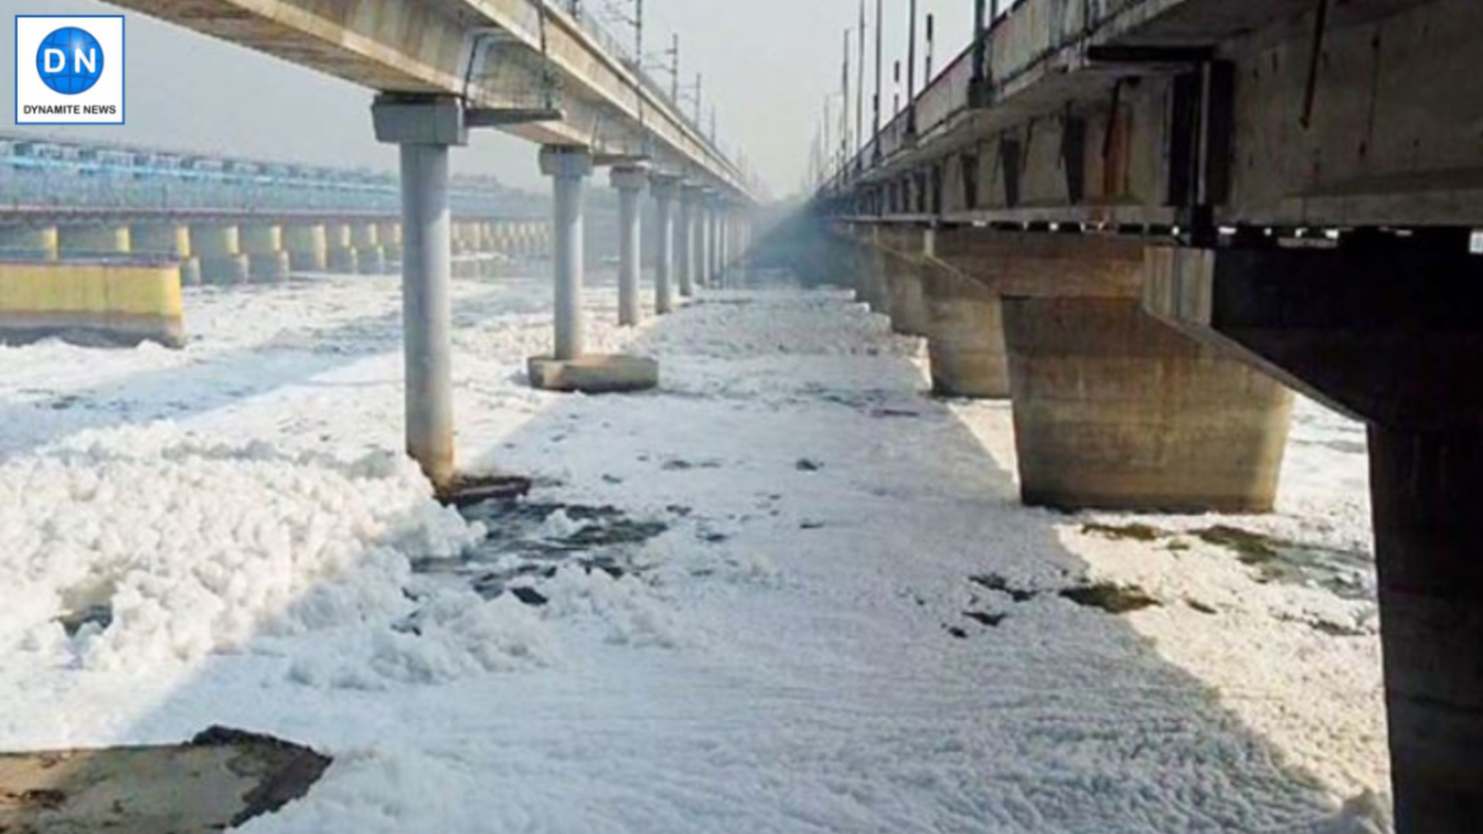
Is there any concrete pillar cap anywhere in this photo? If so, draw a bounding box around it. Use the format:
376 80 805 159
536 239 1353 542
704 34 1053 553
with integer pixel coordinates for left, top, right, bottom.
372 94 467 147
540 146 595 179
609 164 651 192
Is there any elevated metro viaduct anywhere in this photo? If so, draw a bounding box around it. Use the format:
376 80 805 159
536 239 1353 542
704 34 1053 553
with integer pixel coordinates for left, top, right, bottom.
100 0 760 491
808 0 1483 829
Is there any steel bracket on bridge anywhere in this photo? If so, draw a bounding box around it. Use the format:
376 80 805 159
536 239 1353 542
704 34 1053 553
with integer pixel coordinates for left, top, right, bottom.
466 108 565 129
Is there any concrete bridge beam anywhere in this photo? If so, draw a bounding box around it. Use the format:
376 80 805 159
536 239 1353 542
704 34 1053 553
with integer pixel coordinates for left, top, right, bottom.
374 93 463 490
650 174 680 316
610 164 648 328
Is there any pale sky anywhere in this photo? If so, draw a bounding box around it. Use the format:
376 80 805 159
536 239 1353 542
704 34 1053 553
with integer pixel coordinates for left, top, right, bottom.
4 1 974 199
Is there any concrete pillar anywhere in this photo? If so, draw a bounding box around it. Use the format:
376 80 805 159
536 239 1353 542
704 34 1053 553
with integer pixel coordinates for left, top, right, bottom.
697 202 712 288
541 146 593 361
678 187 698 298
130 222 200 286
610 165 648 327
651 174 679 315
922 269 1011 398
0 224 58 260
240 223 290 282
325 223 359 274
1004 297 1292 511
189 224 250 285
58 224 130 258
1143 242 1483 832
352 223 387 275
284 223 329 272
379 221 403 265
886 262 930 336
373 94 464 490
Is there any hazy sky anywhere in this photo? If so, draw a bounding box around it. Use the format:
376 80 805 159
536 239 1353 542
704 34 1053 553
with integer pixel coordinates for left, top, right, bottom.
4 1 973 198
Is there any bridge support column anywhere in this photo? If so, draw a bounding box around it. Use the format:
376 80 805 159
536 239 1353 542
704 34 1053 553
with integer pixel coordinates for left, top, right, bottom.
284 223 328 272
611 164 648 327
678 186 699 298
716 208 729 287
916 239 1010 398
58 224 131 259
527 146 657 394
651 174 679 315
0 224 58 261
131 222 199 285
240 224 290 283
189 224 249 285
352 223 387 275
698 200 713 289
325 223 359 274
930 229 1292 512
1145 241 1483 833
379 221 403 266
373 94 464 490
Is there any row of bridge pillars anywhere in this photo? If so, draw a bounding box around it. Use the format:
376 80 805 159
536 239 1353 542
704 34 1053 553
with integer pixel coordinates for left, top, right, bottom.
371 94 750 492
0 217 546 285
839 220 1483 833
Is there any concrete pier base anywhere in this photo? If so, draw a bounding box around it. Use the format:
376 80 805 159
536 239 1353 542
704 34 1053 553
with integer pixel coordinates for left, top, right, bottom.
352 224 387 274
284 224 328 272
885 265 930 337
922 271 1010 398
1003 296 1292 512
527 354 659 393
58 225 130 258
179 257 203 286
0 225 58 260
326 224 358 274
241 225 290 282
191 225 250 285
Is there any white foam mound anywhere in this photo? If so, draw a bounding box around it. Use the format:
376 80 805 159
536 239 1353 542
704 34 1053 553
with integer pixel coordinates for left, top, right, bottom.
0 424 484 672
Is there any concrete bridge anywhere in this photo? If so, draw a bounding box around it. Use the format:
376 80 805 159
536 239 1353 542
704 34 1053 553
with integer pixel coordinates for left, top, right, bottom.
809 0 1483 830
99 0 758 494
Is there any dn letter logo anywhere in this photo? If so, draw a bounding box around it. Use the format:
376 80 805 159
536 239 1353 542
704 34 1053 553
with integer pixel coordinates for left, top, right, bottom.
37 27 104 95
15 15 124 125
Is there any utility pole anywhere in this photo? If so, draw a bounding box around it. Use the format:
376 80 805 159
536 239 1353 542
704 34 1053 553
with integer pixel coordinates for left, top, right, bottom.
907 0 918 105
973 0 987 85
857 0 865 159
842 28 850 171
694 72 703 124
872 0 882 159
893 60 901 116
925 14 935 83
670 33 679 103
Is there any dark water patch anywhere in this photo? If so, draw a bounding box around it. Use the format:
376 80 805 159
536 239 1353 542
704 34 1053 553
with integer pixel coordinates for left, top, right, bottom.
969 574 1038 603
1081 522 1166 543
963 611 1007 628
56 604 112 637
1060 583 1161 614
795 458 823 472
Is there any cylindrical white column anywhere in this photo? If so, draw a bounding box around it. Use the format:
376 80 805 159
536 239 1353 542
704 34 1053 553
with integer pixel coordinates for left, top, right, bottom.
652 176 679 315
610 165 648 327
400 142 455 489
541 146 594 361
